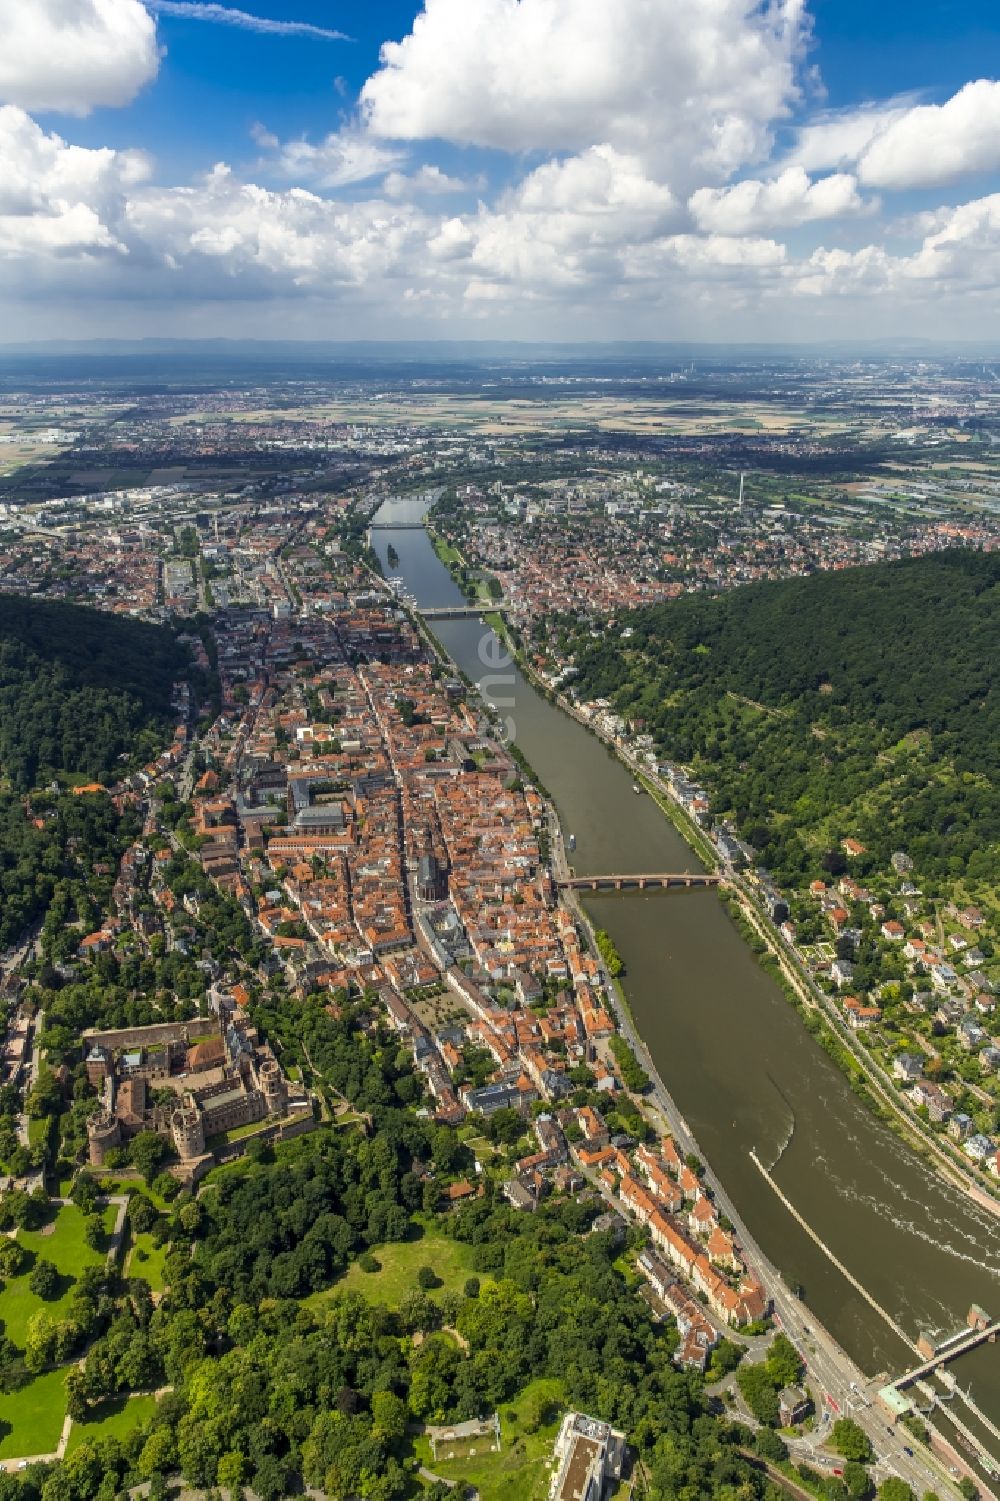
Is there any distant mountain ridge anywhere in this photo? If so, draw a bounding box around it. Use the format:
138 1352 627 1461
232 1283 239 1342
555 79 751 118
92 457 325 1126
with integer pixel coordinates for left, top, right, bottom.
1 336 993 360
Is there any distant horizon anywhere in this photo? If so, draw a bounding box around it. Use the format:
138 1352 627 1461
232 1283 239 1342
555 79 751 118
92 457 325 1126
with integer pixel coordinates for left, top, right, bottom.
2 335 998 356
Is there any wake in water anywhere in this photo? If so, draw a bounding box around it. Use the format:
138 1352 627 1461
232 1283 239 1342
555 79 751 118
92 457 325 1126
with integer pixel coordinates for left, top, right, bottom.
764 1070 796 1171
846 1190 1000 1278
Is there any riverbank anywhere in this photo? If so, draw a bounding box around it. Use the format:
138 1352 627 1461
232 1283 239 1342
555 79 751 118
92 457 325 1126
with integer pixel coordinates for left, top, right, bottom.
484 596 1000 1219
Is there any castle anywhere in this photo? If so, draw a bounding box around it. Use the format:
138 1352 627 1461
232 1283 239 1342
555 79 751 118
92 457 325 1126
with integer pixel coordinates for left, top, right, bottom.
84 997 310 1181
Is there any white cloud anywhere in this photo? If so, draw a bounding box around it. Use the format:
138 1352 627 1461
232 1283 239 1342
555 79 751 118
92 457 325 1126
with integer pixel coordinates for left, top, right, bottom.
625 233 786 281
123 164 431 289
421 147 680 298
514 146 675 221
788 194 1000 300
383 165 479 199
146 2 350 41
689 167 866 233
901 193 1000 288
857 81 1000 190
783 81 1000 194
258 127 404 189
0 0 159 115
362 0 808 185
0 106 148 258
790 244 892 297
782 100 913 174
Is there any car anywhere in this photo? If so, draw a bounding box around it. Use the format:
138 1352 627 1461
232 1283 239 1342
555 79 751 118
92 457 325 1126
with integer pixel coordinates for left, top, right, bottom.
903 1446 913 1457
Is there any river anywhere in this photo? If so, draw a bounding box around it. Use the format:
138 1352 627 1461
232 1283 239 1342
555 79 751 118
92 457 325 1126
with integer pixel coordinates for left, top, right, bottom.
370 496 1000 1429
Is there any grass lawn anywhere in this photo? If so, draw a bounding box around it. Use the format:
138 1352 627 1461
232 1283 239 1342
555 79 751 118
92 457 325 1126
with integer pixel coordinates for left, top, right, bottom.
464 1134 502 1164
0 1367 69 1460
412 1376 564 1501
206 1119 270 1147
65 1394 158 1455
428 530 464 568
94 1175 173 1212
307 1221 489 1310
125 1234 169 1294
0 1202 117 1348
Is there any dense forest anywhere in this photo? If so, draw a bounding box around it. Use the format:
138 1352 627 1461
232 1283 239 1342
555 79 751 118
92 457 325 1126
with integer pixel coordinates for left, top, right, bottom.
0 595 184 790
0 596 184 949
555 549 1000 892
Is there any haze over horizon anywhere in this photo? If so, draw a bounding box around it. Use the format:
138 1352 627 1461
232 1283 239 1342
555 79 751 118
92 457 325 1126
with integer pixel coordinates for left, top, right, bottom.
0 0 998 345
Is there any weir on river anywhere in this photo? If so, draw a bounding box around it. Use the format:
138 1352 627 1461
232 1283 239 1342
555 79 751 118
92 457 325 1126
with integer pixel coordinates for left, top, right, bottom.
369 494 1000 1438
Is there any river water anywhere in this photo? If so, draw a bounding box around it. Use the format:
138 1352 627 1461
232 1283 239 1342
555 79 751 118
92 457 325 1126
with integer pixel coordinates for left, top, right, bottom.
371 497 1000 1426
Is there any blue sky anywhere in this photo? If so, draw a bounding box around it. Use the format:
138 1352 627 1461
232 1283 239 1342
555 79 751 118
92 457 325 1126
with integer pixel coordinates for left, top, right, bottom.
1 0 998 342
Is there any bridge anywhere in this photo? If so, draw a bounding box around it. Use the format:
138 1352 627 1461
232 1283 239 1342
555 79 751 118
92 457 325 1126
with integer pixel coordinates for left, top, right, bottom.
558 872 721 892
368 522 427 531
420 604 508 621
891 1320 1000 1393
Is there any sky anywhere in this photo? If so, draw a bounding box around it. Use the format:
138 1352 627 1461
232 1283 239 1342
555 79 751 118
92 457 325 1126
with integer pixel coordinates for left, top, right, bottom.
0 0 998 344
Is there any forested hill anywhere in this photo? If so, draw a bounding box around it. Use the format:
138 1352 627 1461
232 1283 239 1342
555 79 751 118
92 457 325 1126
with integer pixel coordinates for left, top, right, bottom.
0 594 184 789
558 549 1000 889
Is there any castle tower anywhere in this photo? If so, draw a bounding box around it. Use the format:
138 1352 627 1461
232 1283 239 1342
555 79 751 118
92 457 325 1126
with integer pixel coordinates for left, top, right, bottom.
258 1058 287 1117
87 1111 122 1168
171 1101 206 1160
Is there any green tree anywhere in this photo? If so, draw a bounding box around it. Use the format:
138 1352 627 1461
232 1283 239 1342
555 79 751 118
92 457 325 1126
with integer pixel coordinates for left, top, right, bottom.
130 1130 168 1184
26 1068 62 1120
252 1456 288 1501
216 1452 246 1493
128 1194 158 1234
736 1363 780 1426
139 1427 177 1478
765 1331 803 1388
877 1480 915 1501
754 1428 788 1464
28 1257 60 1299
832 1418 874 1463
371 1391 407 1443
0 1240 27 1278
842 1460 874 1499
64 1367 91 1423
